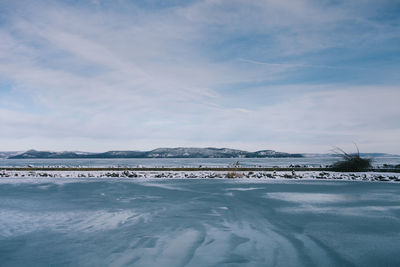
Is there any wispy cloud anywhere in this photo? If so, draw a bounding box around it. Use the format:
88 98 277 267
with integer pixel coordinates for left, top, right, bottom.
0 0 399 152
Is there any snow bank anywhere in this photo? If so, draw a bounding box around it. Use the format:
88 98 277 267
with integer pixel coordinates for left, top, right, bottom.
0 170 399 182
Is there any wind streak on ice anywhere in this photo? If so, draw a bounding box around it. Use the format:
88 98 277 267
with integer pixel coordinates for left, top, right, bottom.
0 179 399 266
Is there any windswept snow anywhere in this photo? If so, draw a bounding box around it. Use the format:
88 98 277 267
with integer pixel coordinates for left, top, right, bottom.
0 179 399 266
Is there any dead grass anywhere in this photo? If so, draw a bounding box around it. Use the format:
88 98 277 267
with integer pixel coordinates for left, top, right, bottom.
226 172 243 178
331 145 372 172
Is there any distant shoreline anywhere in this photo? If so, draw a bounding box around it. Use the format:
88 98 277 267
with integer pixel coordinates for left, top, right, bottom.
5 148 304 159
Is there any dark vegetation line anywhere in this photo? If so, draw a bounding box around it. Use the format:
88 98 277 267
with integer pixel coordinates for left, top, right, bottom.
1 167 399 172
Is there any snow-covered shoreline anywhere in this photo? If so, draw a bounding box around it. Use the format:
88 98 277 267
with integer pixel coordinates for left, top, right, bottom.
1 170 399 182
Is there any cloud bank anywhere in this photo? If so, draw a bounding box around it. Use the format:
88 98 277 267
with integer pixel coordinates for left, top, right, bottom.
0 0 399 153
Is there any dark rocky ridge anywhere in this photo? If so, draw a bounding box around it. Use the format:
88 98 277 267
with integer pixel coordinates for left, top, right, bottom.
8 148 303 159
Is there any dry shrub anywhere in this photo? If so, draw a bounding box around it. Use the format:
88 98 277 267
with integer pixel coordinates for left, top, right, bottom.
226 172 243 178
331 145 372 172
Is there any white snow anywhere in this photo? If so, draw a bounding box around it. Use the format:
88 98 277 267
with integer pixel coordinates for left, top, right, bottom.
0 170 399 182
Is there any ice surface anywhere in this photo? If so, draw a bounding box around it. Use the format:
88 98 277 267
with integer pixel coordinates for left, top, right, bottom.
265 192 348 203
1 156 399 167
0 179 399 266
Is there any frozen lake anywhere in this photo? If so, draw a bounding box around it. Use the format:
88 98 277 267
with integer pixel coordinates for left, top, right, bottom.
0 179 399 266
1 156 400 168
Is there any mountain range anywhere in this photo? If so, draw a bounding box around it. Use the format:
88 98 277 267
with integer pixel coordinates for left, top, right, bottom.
4 148 303 159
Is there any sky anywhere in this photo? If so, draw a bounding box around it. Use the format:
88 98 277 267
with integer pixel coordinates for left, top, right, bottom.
0 0 399 153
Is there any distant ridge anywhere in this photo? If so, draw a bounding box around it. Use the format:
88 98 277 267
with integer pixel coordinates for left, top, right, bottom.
0 151 23 159
7 148 303 159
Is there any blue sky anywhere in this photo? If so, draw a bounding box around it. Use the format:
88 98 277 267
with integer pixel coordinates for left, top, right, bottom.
0 0 399 153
